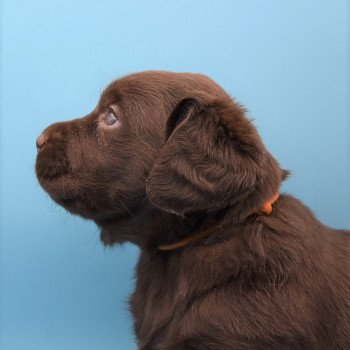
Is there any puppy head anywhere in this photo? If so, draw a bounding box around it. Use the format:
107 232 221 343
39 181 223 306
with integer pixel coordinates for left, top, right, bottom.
36 71 286 246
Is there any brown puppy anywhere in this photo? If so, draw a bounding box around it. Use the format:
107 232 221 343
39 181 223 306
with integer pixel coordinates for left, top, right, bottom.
36 71 350 349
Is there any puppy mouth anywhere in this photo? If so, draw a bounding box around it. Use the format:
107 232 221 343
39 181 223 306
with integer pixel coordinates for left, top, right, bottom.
50 188 100 218
38 174 122 220
36 156 138 222
37 170 69 182
55 194 81 205
36 153 74 193
36 167 84 209
36 160 70 182
37 169 74 197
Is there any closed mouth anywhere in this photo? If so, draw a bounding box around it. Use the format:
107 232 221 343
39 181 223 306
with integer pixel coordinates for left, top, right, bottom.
57 195 80 205
35 151 70 181
38 170 69 180
36 171 81 206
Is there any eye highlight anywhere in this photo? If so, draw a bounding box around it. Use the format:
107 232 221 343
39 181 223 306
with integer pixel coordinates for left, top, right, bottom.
104 112 119 126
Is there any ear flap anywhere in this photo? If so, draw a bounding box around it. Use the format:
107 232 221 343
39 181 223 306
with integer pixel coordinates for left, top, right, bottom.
146 96 283 216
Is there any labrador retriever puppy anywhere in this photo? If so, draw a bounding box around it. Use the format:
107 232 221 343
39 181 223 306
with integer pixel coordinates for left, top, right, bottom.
36 71 350 349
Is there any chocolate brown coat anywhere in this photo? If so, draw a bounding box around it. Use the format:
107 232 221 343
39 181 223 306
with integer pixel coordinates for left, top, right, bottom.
36 71 350 349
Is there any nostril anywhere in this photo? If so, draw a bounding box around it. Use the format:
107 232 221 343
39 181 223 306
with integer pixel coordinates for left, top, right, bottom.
36 133 48 151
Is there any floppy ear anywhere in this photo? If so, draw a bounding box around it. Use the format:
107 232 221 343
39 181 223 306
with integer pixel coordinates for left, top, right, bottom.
146 96 284 216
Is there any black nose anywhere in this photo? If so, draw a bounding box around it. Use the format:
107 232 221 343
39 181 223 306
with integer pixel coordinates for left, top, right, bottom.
36 133 48 151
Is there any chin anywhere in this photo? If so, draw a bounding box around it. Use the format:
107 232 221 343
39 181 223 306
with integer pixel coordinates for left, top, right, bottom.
97 217 135 246
36 176 118 222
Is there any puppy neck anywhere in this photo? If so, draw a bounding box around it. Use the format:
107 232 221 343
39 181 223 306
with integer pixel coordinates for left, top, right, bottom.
158 192 280 251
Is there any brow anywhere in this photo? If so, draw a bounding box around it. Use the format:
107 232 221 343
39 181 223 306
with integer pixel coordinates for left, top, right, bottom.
98 88 123 112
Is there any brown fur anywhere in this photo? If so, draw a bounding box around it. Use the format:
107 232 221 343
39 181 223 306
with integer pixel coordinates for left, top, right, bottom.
36 71 350 349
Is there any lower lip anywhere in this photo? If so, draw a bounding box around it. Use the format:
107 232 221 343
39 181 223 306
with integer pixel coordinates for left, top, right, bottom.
57 196 79 205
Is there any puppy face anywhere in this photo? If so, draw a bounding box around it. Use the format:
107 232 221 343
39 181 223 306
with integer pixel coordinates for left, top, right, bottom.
36 72 171 222
36 71 284 245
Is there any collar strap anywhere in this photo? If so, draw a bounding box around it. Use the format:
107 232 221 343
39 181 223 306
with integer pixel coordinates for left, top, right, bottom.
158 192 280 251
260 192 280 215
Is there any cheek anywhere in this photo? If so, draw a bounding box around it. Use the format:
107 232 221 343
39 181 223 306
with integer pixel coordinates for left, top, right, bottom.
103 142 154 189
66 127 155 193
66 138 98 174
66 135 130 186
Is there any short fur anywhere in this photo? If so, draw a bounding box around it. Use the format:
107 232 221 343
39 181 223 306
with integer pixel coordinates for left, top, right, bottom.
36 71 350 349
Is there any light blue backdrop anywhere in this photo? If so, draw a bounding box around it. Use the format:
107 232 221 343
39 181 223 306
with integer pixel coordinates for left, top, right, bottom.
1 1 349 349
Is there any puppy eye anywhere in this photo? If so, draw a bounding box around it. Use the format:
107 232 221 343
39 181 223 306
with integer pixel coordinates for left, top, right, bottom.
104 112 119 126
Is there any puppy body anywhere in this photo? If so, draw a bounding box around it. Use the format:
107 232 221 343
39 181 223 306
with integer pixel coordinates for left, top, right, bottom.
36 71 350 349
131 196 350 349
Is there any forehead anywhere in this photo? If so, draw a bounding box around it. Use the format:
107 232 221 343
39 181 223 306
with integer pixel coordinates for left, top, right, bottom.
99 72 178 106
98 71 226 110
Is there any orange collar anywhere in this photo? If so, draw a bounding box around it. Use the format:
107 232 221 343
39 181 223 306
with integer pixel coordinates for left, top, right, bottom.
158 193 280 251
260 192 280 215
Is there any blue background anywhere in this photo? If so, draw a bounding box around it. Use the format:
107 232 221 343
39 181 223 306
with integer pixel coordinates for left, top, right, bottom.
1 1 349 349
